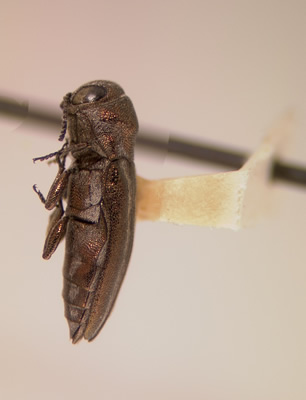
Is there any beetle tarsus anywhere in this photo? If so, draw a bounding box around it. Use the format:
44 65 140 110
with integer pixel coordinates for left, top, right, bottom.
33 184 46 204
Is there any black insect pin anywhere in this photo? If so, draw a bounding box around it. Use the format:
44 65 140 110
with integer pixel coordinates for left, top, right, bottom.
34 81 138 343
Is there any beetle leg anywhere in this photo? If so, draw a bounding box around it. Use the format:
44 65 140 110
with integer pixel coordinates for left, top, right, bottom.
44 169 70 210
33 184 46 204
43 208 68 260
47 201 64 231
33 167 69 209
33 141 88 165
33 141 69 164
33 150 62 163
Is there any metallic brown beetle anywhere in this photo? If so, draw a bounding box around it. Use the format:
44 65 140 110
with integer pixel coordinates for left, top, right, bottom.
34 80 138 343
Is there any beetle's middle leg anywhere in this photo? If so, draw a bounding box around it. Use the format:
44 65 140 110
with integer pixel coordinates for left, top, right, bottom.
44 169 70 210
33 184 46 204
33 165 70 207
36 167 70 259
42 167 71 260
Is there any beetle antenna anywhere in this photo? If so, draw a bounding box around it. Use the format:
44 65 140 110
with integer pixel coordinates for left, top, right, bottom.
58 92 72 142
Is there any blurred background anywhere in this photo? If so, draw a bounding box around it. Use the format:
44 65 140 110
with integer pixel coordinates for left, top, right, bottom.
1 1 306 399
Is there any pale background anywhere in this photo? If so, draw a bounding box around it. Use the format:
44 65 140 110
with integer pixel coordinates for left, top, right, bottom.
1 1 306 399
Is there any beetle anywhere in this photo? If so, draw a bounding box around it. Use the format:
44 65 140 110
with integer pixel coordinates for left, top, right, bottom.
33 80 138 343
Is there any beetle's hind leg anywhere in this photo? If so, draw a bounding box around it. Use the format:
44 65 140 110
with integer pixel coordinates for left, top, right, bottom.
43 201 68 260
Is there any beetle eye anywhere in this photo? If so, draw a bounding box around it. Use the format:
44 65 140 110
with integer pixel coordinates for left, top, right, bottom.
71 86 107 105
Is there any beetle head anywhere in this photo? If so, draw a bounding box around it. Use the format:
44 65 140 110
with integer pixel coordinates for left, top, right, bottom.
60 80 138 160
